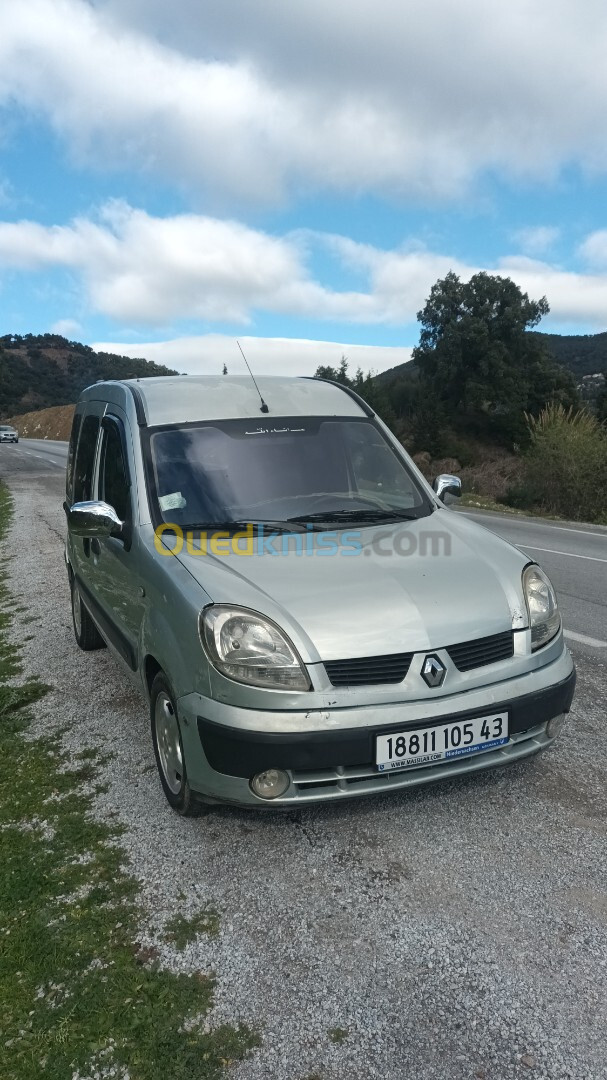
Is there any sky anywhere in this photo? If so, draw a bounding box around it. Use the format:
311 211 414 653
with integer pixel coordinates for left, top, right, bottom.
1 0 607 377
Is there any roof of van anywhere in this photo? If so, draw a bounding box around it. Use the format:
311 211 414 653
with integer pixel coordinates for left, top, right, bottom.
113 375 369 426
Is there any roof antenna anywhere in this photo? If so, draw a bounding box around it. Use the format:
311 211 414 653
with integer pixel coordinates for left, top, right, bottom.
236 339 269 413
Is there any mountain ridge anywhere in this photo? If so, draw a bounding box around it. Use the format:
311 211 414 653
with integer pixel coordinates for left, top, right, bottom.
372 329 607 384
2 329 606 419
0 333 179 418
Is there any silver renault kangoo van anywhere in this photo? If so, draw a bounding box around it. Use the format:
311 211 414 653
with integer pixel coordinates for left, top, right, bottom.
65 376 575 813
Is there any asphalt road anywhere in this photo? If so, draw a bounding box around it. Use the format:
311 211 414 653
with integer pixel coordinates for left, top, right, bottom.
1 438 606 1080
2 438 605 657
459 509 607 658
1 437 68 473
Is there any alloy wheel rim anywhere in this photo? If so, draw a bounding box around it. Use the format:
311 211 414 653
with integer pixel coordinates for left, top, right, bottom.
155 692 183 795
72 583 82 638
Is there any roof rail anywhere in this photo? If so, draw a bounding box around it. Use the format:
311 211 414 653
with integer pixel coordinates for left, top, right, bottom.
303 376 375 417
127 383 147 426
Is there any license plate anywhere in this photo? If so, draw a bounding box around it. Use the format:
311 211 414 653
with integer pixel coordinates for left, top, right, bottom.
376 712 509 771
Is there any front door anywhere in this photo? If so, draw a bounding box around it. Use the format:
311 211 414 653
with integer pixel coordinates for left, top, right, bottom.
85 409 145 673
69 402 105 598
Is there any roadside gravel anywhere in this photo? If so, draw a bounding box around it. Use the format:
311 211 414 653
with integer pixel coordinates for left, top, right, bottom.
6 470 607 1080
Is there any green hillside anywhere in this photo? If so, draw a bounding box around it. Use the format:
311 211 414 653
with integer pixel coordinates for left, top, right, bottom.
532 330 607 379
0 333 178 418
373 329 607 385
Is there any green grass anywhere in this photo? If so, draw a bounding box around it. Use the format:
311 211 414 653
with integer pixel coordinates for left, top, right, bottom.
458 492 569 520
0 483 259 1079
165 909 221 950
459 493 533 516
327 1027 349 1045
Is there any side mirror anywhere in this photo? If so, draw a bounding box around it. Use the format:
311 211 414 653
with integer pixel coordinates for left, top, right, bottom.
67 501 124 539
432 474 462 502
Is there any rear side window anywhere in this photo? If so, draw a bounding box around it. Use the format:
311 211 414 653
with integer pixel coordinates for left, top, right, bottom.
66 411 83 503
98 420 130 521
73 414 100 503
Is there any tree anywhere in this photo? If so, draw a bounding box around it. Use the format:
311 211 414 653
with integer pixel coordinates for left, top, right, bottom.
597 381 607 424
413 272 578 446
314 355 350 385
313 357 396 426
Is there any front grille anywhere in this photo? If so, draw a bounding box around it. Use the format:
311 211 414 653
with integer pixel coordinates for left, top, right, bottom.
446 630 514 672
324 631 514 687
324 652 413 687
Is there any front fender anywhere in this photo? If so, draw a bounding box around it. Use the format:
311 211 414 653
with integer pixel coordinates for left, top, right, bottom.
137 532 212 700
140 601 210 701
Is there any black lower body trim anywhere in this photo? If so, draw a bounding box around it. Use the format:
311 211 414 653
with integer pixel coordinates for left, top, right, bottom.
74 574 137 671
198 669 576 778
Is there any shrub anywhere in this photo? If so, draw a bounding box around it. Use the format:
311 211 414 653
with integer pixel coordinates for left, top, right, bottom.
510 405 607 522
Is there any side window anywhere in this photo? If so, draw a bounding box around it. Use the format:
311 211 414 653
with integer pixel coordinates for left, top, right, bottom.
99 420 130 522
73 414 100 504
66 410 83 503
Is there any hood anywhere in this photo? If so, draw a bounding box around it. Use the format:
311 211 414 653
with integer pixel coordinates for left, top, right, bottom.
174 509 530 662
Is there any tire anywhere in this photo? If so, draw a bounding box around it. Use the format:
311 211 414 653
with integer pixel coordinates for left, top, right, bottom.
150 672 202 816
70 573 106 651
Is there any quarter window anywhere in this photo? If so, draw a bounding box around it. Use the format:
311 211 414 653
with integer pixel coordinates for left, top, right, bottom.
73 414 100 504
66 410 83 504
99 421 130 522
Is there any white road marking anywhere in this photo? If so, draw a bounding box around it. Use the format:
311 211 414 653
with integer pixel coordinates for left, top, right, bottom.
564 630 607 649
518 523 604 539
518 543 607 565
464 511 606 540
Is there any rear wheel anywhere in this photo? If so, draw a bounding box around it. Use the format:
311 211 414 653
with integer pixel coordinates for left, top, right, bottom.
70 574 105 651
150 672 202 816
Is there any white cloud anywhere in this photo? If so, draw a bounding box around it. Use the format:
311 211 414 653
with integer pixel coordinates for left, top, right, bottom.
495 255 607 326
50 317 82 337
512 226 560 257
91 334 413 377
578 230 607 268
1 0 607 203
1 203 607 331
0 202 375 325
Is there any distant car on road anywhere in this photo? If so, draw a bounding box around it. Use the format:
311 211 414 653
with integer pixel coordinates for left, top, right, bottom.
64 376 576 815
0 425 18 443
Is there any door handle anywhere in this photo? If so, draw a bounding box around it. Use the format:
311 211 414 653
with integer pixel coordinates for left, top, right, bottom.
91 538 101 556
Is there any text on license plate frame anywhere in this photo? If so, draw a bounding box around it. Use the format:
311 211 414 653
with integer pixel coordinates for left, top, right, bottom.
376 712 509 771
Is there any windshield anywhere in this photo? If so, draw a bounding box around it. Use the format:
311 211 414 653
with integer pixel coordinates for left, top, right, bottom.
146 416 432 530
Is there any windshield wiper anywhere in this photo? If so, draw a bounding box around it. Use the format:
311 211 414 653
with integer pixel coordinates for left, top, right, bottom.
178 519 307 534
286 508 426 526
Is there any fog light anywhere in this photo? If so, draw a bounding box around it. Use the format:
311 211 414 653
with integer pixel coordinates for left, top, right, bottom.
250 768 290 800
547 713 566 739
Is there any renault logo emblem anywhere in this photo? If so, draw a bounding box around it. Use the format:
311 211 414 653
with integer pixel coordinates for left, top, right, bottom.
421 654 446 688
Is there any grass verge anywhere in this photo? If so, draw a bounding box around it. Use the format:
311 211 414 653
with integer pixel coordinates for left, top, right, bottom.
0 483 259 1079
459 493 532 515
458 492 566 519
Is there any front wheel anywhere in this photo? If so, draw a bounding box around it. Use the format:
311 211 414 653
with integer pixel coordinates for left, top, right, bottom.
150 672 202 816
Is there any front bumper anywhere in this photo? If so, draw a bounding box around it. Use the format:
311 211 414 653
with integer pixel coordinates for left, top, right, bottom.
179 649 575 807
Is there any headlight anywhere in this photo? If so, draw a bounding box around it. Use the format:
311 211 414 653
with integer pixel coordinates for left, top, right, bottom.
201 606 311 691
522 565 561 650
